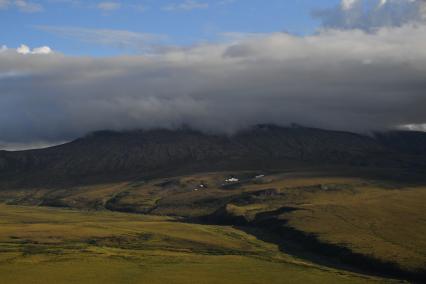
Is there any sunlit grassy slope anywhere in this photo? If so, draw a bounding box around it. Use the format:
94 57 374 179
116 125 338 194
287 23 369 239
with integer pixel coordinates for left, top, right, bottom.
0 204 388 284
0 170 425 281
279 185 426 273
211 174 426 278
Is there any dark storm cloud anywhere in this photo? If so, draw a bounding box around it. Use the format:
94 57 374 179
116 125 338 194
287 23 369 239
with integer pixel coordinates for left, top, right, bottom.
1 24 426 148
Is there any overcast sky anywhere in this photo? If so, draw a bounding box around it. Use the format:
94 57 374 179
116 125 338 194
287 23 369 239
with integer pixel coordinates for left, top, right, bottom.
1 0 426 149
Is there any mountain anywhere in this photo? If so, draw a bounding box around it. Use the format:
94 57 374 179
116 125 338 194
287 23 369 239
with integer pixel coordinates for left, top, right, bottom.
375 130 426 155
0 125 425 187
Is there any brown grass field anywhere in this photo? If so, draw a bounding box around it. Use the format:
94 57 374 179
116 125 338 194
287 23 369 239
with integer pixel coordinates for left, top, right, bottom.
0 203 395 284
0 170 425 282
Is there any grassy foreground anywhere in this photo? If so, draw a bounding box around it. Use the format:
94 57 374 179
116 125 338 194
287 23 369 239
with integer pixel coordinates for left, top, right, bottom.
0 170 425 281
0 204 393 284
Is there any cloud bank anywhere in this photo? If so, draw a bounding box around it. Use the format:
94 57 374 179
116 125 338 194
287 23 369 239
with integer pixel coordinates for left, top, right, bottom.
1 22 426 148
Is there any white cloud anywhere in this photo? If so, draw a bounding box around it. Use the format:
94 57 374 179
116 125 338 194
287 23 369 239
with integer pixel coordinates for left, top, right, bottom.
16 44 52 55
0 45 7 53
16 44 31 54
97 1 120 11
341 0 358 10
400 123 426 131
315 0 426 31
164 0 208 11
32 46 52 54
0 140 65 151
378 0 388 7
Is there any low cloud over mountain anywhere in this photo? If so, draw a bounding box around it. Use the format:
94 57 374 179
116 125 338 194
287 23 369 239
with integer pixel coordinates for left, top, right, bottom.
1 22 426 147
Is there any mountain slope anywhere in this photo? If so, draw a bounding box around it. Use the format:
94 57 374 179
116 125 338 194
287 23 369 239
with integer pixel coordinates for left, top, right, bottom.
0 125 425 187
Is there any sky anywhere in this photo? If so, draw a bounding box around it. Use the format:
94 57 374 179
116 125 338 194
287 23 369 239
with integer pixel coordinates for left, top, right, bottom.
1 0 426 149
1 0 338 56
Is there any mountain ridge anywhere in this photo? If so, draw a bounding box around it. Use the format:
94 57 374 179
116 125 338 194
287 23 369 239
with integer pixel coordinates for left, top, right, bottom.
0 125 425 187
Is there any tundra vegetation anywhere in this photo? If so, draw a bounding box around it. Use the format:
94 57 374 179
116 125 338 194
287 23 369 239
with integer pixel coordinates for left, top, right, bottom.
0 170 425 283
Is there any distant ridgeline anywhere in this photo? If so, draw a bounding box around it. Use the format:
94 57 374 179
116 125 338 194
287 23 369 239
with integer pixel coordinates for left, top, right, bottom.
0 125 426 187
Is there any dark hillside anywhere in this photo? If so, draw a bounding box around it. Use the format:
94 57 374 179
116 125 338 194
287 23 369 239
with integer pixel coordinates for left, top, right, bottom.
0 125 424 187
